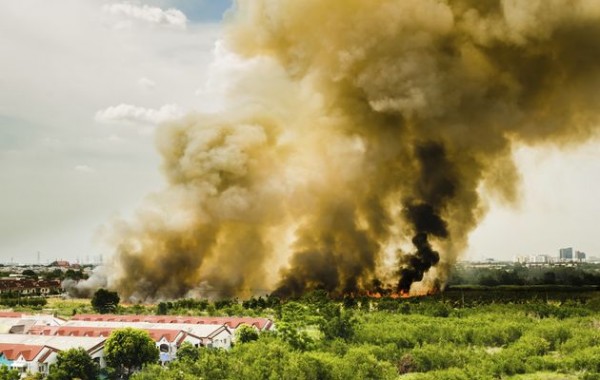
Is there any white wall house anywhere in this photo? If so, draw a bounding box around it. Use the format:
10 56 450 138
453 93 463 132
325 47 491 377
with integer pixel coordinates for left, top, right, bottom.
0 334 106 369
148 330 187 364
64 320 234 351
0 343 57 378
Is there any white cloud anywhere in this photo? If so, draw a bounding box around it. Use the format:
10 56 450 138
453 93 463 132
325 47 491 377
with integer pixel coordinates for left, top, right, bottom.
102 2 187 29
95 103 185 125
0 1 219 263
138 77 156 90
75 165 94 173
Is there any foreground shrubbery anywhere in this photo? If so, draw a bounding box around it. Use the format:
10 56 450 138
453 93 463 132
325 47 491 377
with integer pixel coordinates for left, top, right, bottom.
0 296 47 308
128 291 600 380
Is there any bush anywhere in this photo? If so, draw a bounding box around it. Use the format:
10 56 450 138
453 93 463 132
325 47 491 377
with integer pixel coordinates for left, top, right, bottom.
176 342 200 362
236 324 259 343
91 288 120 314
47 348 99 380
0 366 19 380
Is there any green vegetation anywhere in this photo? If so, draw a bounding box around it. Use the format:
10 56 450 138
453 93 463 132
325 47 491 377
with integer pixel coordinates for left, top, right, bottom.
236 324 259 343
104 328 159 378
0 267 89 282
47 347 99 380
174 342 200 362
126 289 600 380
5 263 600 379
0 296 47 308
0 366 19 380
91 288 120 314
41 297 93 318
448 263 600 287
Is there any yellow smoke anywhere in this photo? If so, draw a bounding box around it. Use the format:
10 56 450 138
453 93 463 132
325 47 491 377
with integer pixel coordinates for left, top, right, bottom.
96 0 600 300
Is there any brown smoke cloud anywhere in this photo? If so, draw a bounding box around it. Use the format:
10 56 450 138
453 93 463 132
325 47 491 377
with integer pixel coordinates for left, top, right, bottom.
82 0 600 301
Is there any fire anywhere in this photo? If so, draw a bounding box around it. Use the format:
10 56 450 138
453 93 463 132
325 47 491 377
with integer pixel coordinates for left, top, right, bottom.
365 291 411 299
365 288 436 299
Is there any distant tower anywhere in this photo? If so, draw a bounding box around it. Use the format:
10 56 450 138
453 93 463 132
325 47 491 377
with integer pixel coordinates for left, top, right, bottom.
37 251 41 264
559 247 574 262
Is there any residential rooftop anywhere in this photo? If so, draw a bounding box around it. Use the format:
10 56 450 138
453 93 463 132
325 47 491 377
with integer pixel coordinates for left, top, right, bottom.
71 314 273 330
0 343 51 361
0 333 105 352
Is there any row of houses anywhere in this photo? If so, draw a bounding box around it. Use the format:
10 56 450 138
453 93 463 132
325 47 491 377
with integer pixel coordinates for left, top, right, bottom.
0 280 62 296
71 313 274 330
0 335 105 375
0 312 274 377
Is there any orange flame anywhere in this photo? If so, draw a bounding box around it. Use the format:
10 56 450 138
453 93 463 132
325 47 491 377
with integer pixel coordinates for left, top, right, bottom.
364 289 436 299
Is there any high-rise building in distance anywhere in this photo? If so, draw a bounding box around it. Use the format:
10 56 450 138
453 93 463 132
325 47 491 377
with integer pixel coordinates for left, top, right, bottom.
559 247 574 261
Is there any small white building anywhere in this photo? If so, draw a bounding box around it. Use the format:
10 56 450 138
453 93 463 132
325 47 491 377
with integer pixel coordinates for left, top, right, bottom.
0 333 106 368
0 343 57 377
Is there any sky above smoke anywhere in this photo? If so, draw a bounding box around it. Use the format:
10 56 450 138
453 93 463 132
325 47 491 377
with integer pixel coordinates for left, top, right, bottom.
0 0 231 264
1 1 600 298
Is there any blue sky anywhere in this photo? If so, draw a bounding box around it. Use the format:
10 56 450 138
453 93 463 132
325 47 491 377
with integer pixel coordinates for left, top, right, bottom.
154 0 234 22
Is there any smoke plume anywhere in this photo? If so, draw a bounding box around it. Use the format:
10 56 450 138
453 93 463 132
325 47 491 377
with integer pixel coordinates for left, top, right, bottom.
82 0 600 300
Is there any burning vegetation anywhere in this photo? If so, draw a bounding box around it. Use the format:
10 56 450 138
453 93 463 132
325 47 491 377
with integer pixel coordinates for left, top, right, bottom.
78 0 600 301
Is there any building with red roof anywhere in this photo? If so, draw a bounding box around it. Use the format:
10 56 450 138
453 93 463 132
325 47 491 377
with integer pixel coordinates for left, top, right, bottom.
71 314 274 331
0 333 106 373
0 343 57 377
0 312 25 319
27 325 212 363
0 313 66 335
0 311 267 374
0 279 61 296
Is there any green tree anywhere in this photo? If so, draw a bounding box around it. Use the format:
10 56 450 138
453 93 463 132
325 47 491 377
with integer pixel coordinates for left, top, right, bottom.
105 328 159 378
133 350 231 380
0 366 19 380
280 301 311 324
91 288 120 314
176 342 200 362
277 322 314 351
337 348 397 380
236 325 259 343
47 347 99 380
179 349 230 379
43 268 64 281
22 269 38 279
156 302 169 315
64 269 84 281
319 305 356 342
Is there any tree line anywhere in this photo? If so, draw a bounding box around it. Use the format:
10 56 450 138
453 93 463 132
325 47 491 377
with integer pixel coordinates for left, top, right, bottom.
447 263 600 287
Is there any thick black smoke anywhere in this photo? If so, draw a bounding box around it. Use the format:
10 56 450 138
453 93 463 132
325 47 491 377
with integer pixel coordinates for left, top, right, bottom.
397 142 454 292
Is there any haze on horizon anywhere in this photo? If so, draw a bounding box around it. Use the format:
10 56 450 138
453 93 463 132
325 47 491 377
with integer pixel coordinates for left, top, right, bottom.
1 0 599 271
